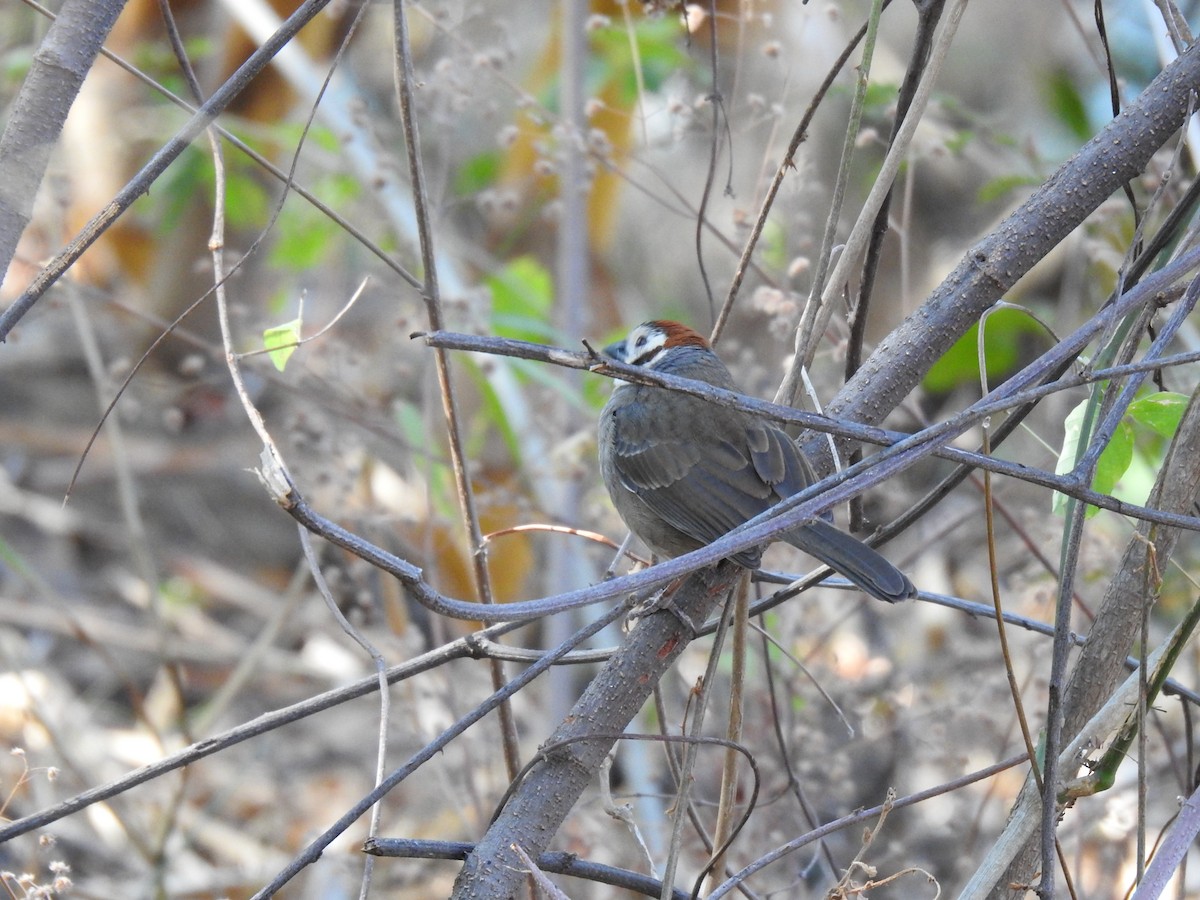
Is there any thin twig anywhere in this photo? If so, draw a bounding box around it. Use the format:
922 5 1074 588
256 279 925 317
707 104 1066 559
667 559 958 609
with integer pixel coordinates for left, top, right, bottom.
391 0 522 782
794 0 968 381
712 1 893 343
297 526 390 897
660 594 736 899
790 0 884 376
705 576 750 895
235 278 370 361
367 837 691 899
14 0 421 288
0 0 337 342
707 755 1027 898
252 603 628 897
0 615 535 845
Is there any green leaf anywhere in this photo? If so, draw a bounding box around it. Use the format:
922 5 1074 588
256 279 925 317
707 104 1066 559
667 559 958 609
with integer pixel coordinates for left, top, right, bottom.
1054 400 1089 482
2 46 34 85
943 128 974 155
589 16 691 104
863 81 899 112
269 174 360 270
1091 419 1134 506
263 318 302 371
923 307 1041 394
1053 398 1133 517
461 361 522 464
223 168 271 229
1043 68 1091 142
393 399 426 449
138 140 274 234
454 151 502 196
759 219 787 272
269 209 333 270
978 173 1042 204
1127 392 1188 439
485 256 556 343
161 575 203 609
144 143 209 233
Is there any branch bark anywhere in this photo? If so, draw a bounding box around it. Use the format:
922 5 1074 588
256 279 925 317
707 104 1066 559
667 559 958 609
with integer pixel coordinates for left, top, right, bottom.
450 562 743 899
980 383 1200 898
0 0 127 284
447 34 1200 900
0 0 336 343
811 37 1200 467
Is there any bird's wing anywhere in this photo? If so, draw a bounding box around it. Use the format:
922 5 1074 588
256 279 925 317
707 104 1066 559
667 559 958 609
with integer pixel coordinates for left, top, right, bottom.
609 390 813 550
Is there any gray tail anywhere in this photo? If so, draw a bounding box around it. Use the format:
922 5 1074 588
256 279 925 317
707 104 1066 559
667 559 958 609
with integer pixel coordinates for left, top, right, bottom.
788 520 915 603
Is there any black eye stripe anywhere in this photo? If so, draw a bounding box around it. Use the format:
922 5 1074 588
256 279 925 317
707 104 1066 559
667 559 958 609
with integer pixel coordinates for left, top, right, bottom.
631 344 661 366
622 327 667 366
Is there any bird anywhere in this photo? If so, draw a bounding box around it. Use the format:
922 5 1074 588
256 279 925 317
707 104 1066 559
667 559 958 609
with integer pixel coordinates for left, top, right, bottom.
597 320 915 603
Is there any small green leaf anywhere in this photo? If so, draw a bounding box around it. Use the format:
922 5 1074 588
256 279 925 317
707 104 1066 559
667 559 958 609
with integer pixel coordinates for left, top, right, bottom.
2 47 34 84
1054 400 1088 479
1043 68 1092 142
269 174 359 270
1091 419 1134 504
263 318 303 371
461 361 522 464
978 173 1042 204
224 169 271 229
485 256 556 343
1053 398 1133 517
393 399 426 449
1127 392 1188 439
589 16 691 104
923 308 1041 394
454 151 502 196
759 219 787 272
145 144 209 233
944 128 974 155
270 213 332 270
863 81 899 112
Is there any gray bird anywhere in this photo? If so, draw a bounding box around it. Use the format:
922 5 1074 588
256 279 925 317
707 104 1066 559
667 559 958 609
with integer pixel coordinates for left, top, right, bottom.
598 320 915 603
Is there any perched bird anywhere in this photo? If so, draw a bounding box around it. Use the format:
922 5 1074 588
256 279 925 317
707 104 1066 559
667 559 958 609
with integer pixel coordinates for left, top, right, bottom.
598 320 915 603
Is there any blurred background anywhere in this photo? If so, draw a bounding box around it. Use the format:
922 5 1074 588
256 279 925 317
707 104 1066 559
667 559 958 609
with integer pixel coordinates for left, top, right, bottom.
1 0 1198 896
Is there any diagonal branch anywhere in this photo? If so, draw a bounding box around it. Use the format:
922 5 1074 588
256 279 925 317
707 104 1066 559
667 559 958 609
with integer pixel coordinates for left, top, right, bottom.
391 0 522 783
814 36 1200 464
0 0 336 342
0 0 127 284
980 381 1200 898
450 562 744 898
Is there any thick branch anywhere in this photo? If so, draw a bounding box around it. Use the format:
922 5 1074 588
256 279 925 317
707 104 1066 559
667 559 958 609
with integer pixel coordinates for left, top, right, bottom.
0 0 127 283
450 562 744 899
817 38 1200 459
985 383 1200 897
0 0 336 342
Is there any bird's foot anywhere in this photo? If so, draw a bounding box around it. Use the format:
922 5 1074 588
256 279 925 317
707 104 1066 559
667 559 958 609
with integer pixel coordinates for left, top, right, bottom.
626 577 702 635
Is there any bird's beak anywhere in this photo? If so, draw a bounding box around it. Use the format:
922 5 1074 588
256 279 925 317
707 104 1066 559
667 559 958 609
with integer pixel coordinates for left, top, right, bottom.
601 340 627 363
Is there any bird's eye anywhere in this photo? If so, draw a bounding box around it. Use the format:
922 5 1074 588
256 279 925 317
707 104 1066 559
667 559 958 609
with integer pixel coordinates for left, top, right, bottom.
634 335 647 348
